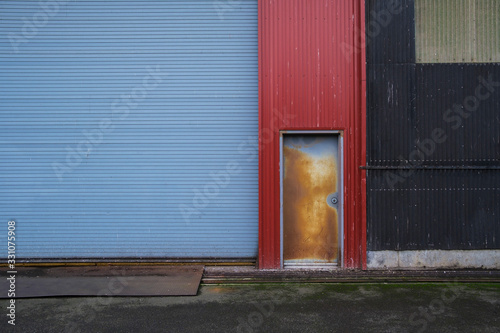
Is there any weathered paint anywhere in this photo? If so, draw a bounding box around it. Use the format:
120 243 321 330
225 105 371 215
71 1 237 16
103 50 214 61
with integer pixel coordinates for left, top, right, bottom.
366 0 415 65
367 1 500 255
283 135 339 264
258 0 367 269
368 67 500 251
416 0 500 63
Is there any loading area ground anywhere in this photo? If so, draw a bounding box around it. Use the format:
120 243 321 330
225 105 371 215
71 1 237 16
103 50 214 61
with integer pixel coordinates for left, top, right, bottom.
1 282 498 333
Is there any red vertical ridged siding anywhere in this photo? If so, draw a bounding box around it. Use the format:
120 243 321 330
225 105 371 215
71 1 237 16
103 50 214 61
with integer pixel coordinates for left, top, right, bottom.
259 0 366 269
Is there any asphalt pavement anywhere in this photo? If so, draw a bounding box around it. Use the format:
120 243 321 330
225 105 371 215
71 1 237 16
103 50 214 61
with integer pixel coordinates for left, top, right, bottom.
1 282 499 333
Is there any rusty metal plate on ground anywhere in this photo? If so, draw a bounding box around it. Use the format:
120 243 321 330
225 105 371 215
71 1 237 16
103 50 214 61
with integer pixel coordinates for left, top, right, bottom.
283 135 340 264
0 265 203 298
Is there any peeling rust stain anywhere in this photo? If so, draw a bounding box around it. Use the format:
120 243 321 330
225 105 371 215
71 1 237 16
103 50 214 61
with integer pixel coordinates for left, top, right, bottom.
283 139 338 262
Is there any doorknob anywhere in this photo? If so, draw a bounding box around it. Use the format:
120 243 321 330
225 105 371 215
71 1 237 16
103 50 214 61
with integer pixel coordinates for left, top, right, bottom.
327 193 339 208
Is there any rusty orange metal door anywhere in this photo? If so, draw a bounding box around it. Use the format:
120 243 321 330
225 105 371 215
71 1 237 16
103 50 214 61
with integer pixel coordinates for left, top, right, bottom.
281 133 342 267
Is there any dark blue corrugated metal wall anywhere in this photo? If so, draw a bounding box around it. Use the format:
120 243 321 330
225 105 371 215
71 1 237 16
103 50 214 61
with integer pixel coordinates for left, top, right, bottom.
366 0 500 251
0 1 258 258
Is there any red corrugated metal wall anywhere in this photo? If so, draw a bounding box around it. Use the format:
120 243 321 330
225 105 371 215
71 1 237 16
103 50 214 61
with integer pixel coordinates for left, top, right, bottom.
258 0 366 269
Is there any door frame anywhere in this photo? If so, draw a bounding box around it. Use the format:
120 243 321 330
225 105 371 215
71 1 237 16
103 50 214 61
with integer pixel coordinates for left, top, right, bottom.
279 130 344 269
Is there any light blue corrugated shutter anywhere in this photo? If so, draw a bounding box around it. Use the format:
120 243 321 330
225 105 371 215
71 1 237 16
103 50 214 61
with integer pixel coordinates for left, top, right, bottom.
0 1 258 258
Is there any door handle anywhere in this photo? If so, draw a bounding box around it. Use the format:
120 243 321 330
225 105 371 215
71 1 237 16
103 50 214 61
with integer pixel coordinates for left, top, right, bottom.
326 193 339 208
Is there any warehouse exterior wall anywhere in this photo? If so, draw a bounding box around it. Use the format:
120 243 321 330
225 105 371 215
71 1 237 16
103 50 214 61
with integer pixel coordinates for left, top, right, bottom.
366 0 500 269
3 0 498 270
258 0 367 269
